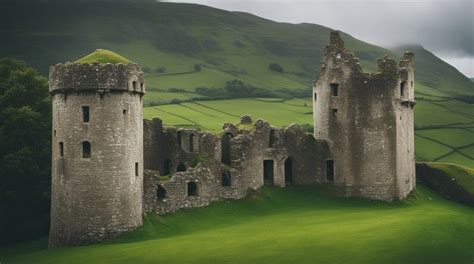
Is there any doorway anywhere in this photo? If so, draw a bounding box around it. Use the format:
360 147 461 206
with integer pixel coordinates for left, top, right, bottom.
263 160 274 186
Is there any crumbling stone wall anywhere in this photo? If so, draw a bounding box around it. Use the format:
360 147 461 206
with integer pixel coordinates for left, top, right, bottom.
143 116 330 215
313 31 416 201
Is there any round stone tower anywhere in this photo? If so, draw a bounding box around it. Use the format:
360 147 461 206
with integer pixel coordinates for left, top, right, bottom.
48 60 145 247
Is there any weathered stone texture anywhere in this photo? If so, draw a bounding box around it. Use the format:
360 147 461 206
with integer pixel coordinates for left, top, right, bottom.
313 31 416 201
49 63 144 247
49 31 416 248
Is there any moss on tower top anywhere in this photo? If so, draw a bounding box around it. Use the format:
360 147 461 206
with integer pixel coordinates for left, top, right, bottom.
75 49 133 64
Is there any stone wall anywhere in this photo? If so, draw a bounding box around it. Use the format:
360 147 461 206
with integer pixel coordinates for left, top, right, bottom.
313 31 416 201
143 116 330 215
49 63 144 248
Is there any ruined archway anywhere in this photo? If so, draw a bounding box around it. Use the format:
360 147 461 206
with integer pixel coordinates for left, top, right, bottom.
189 134 195 152
221 133 233 165
285 157 293 184
268 129 276 148
156 185 167 199
163 159 171 176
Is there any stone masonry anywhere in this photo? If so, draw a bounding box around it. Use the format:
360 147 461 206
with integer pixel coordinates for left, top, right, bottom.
49 31 416 248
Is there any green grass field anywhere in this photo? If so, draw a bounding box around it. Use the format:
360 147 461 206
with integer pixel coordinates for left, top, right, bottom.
2 185 473 264
143 87 474 168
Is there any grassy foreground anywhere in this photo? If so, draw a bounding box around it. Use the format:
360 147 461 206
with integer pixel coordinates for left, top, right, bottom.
2 185 473 264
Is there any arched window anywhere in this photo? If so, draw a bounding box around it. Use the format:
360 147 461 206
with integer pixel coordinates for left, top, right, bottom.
285 157 293 184
268 129 276 148
189 134 195 152
156 185 166 199
82 141 91 158
187 182 198 196
222 170 231 187
177 162 186 172
177 130 183 148
163 159 171 175
221 133 233 165
132 81 137 90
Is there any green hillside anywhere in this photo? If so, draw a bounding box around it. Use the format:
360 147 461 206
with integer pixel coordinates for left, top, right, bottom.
2 185 473 263
1 0 472 99
0 0 471 168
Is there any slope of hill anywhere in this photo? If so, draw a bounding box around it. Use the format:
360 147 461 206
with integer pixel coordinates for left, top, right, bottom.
2 185 473 263
1 0 472 98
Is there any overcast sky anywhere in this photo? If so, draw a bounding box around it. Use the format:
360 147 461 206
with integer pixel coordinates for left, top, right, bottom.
166 0 474 77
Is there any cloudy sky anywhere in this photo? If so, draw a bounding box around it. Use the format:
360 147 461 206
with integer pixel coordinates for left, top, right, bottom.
167 0 474 77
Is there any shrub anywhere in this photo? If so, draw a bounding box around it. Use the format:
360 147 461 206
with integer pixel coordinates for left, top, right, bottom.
269 63 284 73
168 88 187 93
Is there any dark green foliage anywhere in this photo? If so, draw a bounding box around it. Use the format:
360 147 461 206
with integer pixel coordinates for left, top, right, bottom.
167 88 187 93
194 64 203 72
269 63 284 73
155 67 166 73
0 58 51 244
233 40 246 48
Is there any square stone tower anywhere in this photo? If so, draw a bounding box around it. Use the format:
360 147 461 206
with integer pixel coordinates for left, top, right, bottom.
313 31 416 201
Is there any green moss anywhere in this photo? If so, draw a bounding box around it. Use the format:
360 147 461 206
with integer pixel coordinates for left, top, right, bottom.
75 49 133 65
157 175 171 182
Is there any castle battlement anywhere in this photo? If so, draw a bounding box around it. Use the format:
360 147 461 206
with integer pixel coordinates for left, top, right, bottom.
49 62 145 94
49 31 416 248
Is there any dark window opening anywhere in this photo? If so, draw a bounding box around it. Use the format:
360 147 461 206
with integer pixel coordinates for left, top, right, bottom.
268 129 276 148
135 162 139 176
82 141 91 158
221 133 233 165
177 130 182 148
326 160 334 182
222 170 231 187
189 134 195 152
132 81 137 90
157 185 166 199
59 142 64 157
285 157 293 184
54 130 56 137
187 182 198 196
263 160 274 186
330 83 339 96
123 109 127 115
400 81 406 97
177 162 186 172
411 81 413 87
332 109 338 115
163 159 171 175
82 106 90 123
140 82 144 90
314 93 317 102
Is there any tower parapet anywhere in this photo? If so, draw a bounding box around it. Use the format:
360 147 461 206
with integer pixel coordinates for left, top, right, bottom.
313 31 416 201
49 59 145 247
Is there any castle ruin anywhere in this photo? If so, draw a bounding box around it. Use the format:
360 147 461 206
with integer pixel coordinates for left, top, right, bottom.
49 31 416 247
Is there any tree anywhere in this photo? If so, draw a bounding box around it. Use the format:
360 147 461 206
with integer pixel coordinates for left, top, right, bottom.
0 58 51 243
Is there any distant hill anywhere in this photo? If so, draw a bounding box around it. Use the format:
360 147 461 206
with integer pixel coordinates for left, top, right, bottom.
0 0 472 97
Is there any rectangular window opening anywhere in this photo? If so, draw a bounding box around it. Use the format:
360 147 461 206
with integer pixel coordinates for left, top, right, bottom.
330 83 339 96
82 106 90 123
332 109 338 115
314 93 317 102
400 82 406 97
326 160 334 182
59 142 64 157
82 141 91 158
135 162 139 176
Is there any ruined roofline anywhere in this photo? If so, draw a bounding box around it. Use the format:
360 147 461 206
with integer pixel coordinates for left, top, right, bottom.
318 31 414 80
49 62 145 94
